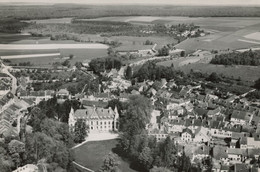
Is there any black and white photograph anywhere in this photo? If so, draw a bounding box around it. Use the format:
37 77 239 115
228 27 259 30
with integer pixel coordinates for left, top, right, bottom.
0 0 260 171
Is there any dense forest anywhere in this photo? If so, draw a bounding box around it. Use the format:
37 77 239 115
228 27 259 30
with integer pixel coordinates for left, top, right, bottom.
0 5 260 20
210 50 260 66
0 98 82 171
0 19 28 33
133 61 185 82
89 57 123 74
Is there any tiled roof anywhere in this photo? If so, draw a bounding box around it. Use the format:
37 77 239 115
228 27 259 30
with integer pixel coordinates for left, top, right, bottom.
194 145 210 155
74 106 115 120
213 146 228 160
227 148 247 156
182 128 194 138
82 100 108 108
234 163 249 172
248 149 260 158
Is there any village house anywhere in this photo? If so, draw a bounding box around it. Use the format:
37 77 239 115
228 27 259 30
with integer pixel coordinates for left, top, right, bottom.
227 148 247 163
246 134 260 149
230 110 252 125
181 128 194 142
192 145 210 161
69 106 119 133
193 126 211 143
148 127 168 142
18 90 54 104
167 118 185 133
56 88 70 99
213 146 229 165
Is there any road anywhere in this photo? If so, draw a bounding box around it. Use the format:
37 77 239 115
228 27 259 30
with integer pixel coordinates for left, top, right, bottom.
1 63 17 95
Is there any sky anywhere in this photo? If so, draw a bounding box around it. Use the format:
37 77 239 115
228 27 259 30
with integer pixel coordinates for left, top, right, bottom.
1 0 260 6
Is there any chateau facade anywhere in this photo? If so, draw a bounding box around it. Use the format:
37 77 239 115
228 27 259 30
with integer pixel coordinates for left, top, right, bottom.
69 106 119 133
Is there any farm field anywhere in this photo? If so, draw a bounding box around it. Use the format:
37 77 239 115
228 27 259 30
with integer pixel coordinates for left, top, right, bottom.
78 16 260 52
3 49 107 67
0 43 108 50
157 55 210 67
179 63 260 82
73 139 136 172
23 17 73 24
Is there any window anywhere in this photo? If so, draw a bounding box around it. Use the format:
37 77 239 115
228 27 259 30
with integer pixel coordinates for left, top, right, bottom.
96 121 98 125
100 122 102 125
91 121 93 125
104 122 106 125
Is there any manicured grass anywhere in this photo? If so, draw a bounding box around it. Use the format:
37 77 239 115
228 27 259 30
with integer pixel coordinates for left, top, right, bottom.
73 139 136 172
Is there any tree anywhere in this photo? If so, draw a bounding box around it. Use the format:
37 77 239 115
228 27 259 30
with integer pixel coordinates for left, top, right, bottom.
254 78 260 90
99 152 121 172
8 140 25 168
175 151 192 172
74 119 88 143
207 72 221 83
75 62 83 69
120 95 152 134
180 51 185 57
161 137 176 167
158 46 169 56
138 147 153 170
125 66 133 80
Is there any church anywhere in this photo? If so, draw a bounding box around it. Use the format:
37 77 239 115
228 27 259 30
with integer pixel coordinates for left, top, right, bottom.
69 105 119 133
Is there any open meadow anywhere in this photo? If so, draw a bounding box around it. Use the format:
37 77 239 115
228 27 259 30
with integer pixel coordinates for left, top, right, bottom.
179 63 260 82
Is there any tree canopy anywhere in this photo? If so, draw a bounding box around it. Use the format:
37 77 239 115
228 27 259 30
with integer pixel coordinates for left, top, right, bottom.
210 50 260 66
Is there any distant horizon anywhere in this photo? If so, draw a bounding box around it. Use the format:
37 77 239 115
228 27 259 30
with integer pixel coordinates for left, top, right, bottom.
0 0 260 6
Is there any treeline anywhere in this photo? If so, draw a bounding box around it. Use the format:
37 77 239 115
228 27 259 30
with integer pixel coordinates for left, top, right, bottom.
1 5 260 20
27 21 142 37
210 50 260 66
89 57 122 74
133 61 184 82
0 19 28 33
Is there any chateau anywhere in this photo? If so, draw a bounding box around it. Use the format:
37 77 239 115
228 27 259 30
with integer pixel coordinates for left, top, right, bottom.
69 106 119 133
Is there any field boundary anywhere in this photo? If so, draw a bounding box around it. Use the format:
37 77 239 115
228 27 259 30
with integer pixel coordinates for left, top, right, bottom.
73 161 94 172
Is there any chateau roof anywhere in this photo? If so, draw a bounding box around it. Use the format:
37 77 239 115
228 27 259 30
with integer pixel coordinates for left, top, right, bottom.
74 106 115 120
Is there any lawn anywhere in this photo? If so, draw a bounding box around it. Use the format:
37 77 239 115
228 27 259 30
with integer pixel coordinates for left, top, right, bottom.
73 139 137 172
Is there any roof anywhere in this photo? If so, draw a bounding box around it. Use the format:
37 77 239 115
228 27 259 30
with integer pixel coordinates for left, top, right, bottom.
227 148 247 156
74 106 115 120
57 89 69 95
220 165 230 171
213 146 228 160
184 119 192 127
193 119 202 126
194 145 210 155
248 149 260 158
231 110 251 121
234 163 249 172
81 100 108 108
207 107 221 116
194 107 208 117
182 128 194 138
232 132 250 140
